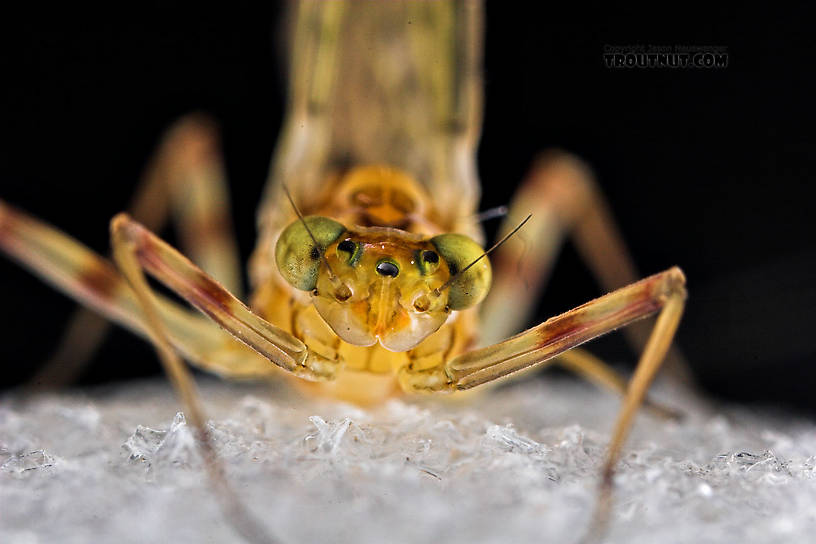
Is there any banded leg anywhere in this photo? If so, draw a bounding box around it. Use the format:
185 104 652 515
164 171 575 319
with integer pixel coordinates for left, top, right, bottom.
399 267 686 533
479 151 688 378
110 216 276 544
1 203 338 543
31 114 243 388
0 203 284 543
0 201 282 379
1 200 343 381
109 214 341 382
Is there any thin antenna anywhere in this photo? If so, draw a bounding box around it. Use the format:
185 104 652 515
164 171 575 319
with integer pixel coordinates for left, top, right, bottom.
434 213 532 297
282 184 340 284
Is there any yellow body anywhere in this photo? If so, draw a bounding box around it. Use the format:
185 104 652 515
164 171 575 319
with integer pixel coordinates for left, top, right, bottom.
240 2 486 403
252 166 485 404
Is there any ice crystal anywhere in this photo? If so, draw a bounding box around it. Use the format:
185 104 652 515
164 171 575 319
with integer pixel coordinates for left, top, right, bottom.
2 376 816 543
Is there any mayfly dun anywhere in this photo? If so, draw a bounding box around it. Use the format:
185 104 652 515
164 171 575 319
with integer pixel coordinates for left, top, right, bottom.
0 2 686 542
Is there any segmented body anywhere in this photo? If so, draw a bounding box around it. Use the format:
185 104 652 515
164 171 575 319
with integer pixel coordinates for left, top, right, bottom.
246 2 485 403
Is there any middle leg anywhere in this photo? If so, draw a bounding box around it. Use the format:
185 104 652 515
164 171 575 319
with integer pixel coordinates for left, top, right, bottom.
479 150 688 379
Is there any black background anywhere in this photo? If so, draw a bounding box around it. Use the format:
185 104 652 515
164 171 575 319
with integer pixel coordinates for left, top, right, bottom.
2 4 814 411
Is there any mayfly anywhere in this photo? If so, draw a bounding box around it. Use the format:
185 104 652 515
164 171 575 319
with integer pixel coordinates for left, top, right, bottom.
0 1 686 542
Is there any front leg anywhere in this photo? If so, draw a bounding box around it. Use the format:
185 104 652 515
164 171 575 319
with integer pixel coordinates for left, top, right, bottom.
110 214 286 544
400 267 685 392
110 214 342 382
0 201 330 380
479 151 688 381
398 267 686 537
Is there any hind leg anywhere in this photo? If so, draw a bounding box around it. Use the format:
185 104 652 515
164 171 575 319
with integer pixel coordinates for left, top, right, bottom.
29 114 243 388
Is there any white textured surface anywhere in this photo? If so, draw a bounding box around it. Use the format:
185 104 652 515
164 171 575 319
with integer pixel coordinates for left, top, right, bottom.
2 375 816 544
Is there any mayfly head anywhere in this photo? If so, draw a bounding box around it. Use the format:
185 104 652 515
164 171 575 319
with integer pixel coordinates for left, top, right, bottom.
275 217 492 352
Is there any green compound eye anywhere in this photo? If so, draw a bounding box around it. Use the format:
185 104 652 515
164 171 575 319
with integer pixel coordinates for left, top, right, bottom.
275 216 346 290
430 233 492 310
